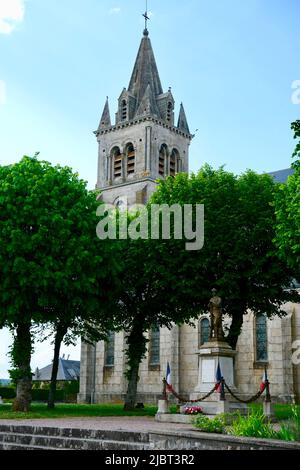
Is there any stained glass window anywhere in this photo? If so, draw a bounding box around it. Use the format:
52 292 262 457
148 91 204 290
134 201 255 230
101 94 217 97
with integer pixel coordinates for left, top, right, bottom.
105 331 115 366
199 318 210 346
256 315 268 362
149 325 160 365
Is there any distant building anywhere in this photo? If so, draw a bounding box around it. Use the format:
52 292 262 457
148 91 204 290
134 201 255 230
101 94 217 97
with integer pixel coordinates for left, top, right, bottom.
33 357 80 383
268 168 295 183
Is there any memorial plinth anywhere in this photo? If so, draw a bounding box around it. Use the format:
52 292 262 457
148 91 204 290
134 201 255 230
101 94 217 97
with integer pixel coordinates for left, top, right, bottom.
193 339 236 395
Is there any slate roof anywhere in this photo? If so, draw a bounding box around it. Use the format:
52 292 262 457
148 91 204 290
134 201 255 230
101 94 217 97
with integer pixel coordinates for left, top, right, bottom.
97 30 191 134
33 358 80 382
268 168 295 183
128 31 163 106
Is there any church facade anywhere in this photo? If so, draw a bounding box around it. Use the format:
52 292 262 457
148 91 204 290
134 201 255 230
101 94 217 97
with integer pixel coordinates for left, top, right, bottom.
78 28 300 405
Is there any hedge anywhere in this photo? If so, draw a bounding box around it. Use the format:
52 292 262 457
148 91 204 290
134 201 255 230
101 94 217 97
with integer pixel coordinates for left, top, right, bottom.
0 387 16 399
0 387 65 401
31 389 65 401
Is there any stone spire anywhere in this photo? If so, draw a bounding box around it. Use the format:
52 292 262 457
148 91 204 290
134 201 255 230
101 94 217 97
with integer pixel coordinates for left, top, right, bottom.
98 97 111 130
128 32 163 107
177 103 190 134
135 83 160 118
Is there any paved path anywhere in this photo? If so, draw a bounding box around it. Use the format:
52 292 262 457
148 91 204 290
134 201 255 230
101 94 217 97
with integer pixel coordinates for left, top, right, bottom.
0 416 193 433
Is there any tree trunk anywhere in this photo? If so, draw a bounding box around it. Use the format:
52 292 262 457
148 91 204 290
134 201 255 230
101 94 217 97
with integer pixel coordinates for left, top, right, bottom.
47 325 67 409
226 309 244 350
12 322 32 412
124 321 147 411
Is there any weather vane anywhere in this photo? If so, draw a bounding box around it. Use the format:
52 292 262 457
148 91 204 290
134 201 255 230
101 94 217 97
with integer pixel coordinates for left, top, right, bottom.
142 0 150 33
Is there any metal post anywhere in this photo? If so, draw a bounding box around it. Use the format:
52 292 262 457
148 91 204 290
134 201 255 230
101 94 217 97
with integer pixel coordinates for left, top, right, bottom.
265 379 271 403
220 378 226 401
264 366 271 403
162 378 167 400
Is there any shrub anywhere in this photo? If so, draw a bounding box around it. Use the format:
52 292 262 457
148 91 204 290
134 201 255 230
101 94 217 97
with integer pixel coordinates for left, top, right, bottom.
227 409 278 439
193 414 226 434
31 389 64 402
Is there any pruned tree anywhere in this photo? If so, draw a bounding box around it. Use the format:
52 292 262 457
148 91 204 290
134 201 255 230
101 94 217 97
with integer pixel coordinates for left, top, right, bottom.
0 155 115 411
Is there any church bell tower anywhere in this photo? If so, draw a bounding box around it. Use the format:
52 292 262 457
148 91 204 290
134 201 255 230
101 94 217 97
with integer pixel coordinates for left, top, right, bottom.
95 23 193 206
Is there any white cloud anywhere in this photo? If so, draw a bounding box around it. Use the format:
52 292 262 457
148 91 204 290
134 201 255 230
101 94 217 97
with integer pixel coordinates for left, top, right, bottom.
109 7 121 15
0 0 25 34
0 80 6 105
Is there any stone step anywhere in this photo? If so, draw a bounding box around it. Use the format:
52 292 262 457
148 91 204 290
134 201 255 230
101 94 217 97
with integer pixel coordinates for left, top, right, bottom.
0 442 66 450
0 431 150 450
0 425 149 444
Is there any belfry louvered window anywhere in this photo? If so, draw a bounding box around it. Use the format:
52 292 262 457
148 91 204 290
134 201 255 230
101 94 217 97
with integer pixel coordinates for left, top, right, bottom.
159 144 167 176
121 100 127 121
112 147 122 179
126 143 135 175
170 149 179 177
167 102 173 123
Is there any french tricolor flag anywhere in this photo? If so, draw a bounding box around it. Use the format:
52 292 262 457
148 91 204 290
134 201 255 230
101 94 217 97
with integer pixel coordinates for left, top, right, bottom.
260 369 267 392
166 362 172 392
215 360 222 392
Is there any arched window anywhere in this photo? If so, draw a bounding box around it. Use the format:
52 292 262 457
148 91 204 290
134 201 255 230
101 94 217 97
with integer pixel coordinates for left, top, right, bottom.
159 144 168 176
167 102 173 123
170 149 180 177
255 315 268 362
199 318 210 347
111 147 122 179
105 332 115 366
149 325 160 365
121 100 127 121
126 143 135 175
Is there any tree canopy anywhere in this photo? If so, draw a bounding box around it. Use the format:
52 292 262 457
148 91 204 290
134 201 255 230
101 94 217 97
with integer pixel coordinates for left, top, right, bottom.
150 165 299 348
275 121 300 280
0 155 115 410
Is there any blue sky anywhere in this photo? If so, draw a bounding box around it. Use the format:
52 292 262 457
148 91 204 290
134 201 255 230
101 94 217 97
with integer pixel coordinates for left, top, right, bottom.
0 0 300 377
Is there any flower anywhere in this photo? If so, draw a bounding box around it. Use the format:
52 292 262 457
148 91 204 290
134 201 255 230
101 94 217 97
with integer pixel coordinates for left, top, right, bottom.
184 405 203 415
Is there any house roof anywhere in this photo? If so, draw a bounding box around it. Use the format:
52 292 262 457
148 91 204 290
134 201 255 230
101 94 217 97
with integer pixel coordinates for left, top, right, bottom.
268 168 295 183
33 358 80 381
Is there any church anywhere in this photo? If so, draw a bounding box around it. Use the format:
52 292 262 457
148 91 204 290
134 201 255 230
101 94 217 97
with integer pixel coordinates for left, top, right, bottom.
78 23 300 405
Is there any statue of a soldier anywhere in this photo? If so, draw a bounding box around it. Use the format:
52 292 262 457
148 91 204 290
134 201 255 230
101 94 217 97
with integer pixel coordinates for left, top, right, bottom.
208 288 225 341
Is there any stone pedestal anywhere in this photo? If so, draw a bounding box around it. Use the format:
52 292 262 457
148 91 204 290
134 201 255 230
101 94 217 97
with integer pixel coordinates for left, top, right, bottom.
193 340 236 395
189 340 247 415
263 401 275 419
157 399 170 414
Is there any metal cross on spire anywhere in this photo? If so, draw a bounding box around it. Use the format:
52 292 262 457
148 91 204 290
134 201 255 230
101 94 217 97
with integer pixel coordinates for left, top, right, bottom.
142 0 150 35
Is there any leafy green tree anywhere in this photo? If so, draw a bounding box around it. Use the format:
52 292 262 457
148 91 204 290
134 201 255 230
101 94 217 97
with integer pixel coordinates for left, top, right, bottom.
275 121 300 280
107 234 199 411
151 166 298 349
107 165 298 410
0 155 114 411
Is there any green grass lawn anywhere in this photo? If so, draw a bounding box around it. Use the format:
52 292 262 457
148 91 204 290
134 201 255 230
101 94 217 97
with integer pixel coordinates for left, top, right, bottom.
0 403 158 420
0 401 299 421
249 403 300 421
